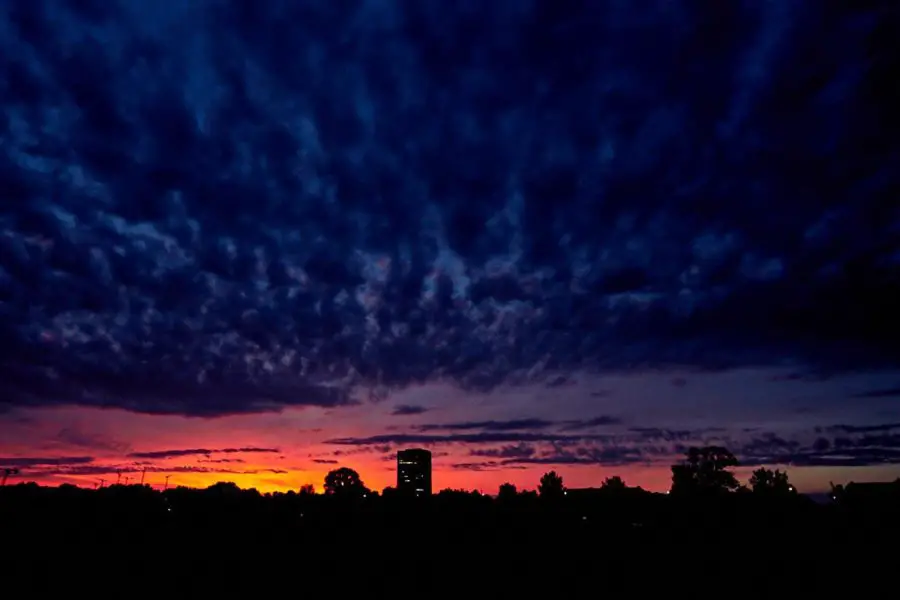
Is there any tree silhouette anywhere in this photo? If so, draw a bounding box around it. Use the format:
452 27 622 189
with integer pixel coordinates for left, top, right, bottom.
323 467 367 497
670 446 740 496
206 481 241 495
601 476 626 491
830 482 845 502
498 482 518 501
298 483 316 495
749 468 793 495
538 471 565 499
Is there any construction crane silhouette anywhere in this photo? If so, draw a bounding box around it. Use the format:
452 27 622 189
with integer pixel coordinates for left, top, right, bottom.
1 468 19 486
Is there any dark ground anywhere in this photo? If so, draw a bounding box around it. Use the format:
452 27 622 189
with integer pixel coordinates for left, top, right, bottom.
3 483 897 593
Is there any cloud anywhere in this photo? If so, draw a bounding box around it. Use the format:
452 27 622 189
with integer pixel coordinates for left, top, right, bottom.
127 447 280 460
327 423 726 457
826 422 900 434
503 446 646 467
545 375 576 388
770 372 810 382
390 404 429 416
470 444 537 459
327 432 610 446
628 428 699 442
851 388 900 399
459 443 663 469
331 446 391 457
416 416 622 433
416 418 557 432
312 458 338 465
740 433 800 457
23 464 290 477
559 416 623 431
54 427 130 453
737 431 900 467
1 1 897 418
451 462 528 472
475 428 900 469
331 421 900 469
0 456 94 468
450 462 501 471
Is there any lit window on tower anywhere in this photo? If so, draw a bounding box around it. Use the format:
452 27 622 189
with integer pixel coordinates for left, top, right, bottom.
396 448 432 497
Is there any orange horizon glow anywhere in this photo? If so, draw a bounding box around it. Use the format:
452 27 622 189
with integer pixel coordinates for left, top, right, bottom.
9 463 900 496
4 370 900 496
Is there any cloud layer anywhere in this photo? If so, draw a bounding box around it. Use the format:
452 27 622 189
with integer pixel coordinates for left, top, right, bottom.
1 1 898 417
329 420 900 470
0 446 290 479
126 447 280 460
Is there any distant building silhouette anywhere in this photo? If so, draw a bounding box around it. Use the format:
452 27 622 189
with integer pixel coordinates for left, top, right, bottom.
834 480 900 508
565 487 601 500
397 448 432 497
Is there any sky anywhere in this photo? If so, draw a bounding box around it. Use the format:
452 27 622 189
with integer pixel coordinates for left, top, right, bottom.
1 1 899 495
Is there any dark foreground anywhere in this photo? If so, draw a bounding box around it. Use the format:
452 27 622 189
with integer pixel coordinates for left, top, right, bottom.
3 483 898 592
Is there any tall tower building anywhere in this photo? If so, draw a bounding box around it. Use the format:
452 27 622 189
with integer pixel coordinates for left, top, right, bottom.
397 448 432 496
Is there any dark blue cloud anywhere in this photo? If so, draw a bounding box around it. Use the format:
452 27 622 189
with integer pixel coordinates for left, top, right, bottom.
470 443 537 460
415 416 622 432
390 404 428 416
328 424 728 451
1 1 898 416
327 431 615 446
826 422 900 434
851 388 900 399
126 447 280 460
0 456 94 468
559 416 623 431
15 463 289 477
340 423 900 468
739 431 900 468
416 418 557 432
54 427 130 452
502 446 646 467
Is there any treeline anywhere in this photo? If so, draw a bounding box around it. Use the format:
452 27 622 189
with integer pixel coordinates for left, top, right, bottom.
2 446 897 520
2 446 898 590
302 445 838 500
